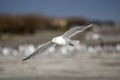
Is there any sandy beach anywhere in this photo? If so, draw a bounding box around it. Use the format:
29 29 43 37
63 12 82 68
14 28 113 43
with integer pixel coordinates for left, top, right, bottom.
0 52 120 80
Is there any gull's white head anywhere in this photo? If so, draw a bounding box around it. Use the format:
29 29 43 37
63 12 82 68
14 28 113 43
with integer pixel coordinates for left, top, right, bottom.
52 36 66 45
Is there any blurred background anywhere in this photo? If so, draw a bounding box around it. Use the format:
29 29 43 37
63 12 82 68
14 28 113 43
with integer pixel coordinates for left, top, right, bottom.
0 0 120 80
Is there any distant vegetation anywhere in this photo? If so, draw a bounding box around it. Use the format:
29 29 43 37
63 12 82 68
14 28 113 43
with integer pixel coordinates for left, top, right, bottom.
0 14 87 34
0 14 116 34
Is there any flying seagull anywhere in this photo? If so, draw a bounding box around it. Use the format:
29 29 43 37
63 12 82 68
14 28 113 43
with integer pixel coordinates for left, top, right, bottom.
22 24 93 61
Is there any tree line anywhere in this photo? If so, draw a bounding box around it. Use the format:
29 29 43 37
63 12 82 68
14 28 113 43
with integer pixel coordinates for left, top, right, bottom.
0 14 87 34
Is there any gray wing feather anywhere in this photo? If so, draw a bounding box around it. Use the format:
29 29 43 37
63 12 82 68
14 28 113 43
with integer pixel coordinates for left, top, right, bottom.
62 24 93 39
22 41 56 61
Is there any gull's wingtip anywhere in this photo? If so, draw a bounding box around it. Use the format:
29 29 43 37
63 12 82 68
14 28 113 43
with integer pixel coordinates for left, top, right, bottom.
22 58 27 61
22 57 30 61
87 23 94 27
82 23 93 30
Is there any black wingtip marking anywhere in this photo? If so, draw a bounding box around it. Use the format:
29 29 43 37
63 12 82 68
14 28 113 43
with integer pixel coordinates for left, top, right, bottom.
22 58 26 61
22 57 30 61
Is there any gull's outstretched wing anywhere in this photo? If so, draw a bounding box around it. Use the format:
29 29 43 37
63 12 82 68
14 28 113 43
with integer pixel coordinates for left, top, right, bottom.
22 41 56 61
62 24 93 39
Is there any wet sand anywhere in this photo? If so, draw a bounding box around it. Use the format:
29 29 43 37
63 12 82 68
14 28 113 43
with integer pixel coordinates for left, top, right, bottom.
0 53 120 80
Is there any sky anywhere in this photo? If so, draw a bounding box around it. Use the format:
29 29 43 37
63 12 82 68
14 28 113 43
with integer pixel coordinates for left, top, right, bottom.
0 0 120 23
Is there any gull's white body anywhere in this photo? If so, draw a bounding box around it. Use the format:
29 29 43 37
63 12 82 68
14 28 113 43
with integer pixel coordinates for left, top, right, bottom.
22 24 93 61
52 36 68 45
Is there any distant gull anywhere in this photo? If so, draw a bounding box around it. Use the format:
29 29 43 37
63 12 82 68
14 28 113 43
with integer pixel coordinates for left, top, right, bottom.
22 24 93 61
